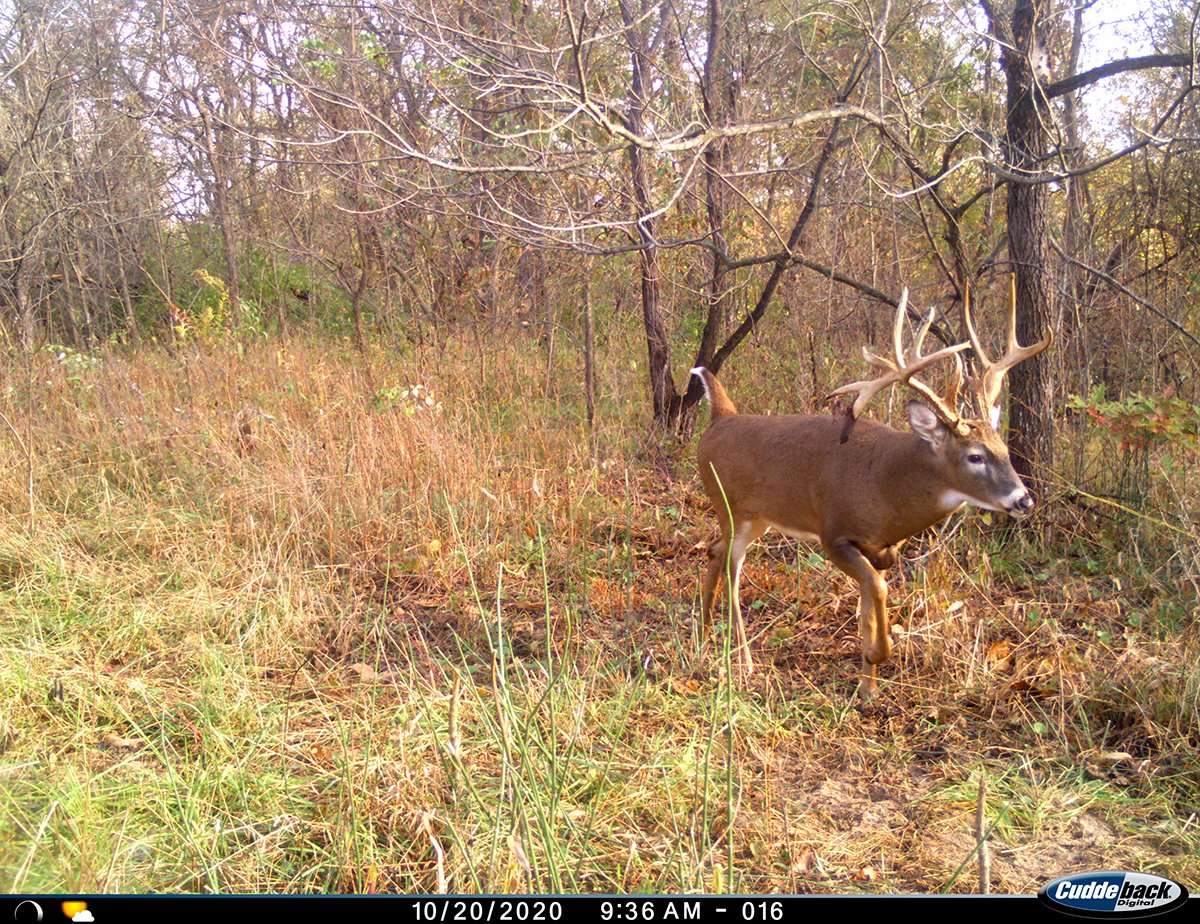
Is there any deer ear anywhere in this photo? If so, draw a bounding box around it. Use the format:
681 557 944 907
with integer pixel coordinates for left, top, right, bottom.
907 401 949 448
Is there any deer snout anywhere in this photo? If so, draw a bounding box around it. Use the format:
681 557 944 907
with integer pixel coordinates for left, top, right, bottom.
1006 489 1035 517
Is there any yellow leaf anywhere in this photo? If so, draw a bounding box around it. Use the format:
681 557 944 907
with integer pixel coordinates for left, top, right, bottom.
101 733 141 750
986 640 1014 673
348 663 378 682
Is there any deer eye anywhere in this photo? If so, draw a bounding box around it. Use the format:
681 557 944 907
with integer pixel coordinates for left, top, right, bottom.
967 453 986 465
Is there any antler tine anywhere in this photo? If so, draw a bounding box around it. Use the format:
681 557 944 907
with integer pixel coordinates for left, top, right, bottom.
831 371 891 420
945 352 964 411
962 280 991 365
828 344 899 419
1005 273 1018 351
974 273 1056 418
827 288 971 431
911 308 935 359
904 361 970 434
890 287 909 368
896 294 971 433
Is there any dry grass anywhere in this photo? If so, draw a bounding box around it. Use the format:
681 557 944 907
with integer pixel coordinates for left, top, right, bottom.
0 329 1197 893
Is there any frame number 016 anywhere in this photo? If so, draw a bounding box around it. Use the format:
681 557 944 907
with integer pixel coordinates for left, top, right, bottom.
598 901 783 922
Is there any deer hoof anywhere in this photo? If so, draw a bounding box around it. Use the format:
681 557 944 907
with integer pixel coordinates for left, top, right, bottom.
857 677 879 702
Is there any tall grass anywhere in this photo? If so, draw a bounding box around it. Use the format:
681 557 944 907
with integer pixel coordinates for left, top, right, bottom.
0 327 1196 892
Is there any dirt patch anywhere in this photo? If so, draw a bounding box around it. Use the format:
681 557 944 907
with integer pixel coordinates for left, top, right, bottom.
918 812 1121 893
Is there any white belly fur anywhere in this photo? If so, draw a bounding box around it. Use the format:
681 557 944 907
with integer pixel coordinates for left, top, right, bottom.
765 521 820 544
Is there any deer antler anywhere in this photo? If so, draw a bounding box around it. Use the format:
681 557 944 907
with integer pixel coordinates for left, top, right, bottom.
962 275 1054 424
828 289 971 435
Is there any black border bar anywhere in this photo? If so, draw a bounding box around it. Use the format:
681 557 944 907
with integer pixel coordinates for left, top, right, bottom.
4 895 1196 924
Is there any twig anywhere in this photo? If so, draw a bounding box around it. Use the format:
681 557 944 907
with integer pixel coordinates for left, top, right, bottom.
1050 240 1200 350
976 774 990 895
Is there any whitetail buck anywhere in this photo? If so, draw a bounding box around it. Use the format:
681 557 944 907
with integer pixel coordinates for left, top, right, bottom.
692 281 1051 699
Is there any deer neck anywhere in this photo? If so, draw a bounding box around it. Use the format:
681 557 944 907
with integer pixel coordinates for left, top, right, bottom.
877 432 966 537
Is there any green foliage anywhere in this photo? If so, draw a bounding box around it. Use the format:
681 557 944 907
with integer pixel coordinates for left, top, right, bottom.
127 231 352 341
41 344 102 385
299 36 338 79
359 30 387 68
374 382 442 415
238 248 342 333
1068 386 1200 454
178 267 233 342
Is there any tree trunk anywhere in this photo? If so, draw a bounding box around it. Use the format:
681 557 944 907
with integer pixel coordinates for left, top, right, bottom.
347 225 371 355
199 104 242 331
15 261 34 351
1059 2 1090 478
619 0 677 428
543 285 557 397
582 260 596 438
679 0 735 438
995 0 1055 486
675 13 873 432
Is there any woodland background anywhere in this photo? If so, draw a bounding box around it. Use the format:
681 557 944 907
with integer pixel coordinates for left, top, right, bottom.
0 0 1198 895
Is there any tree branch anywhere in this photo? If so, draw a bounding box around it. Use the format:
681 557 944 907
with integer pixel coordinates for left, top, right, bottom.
1044 53 1193 99
708 120 843 373
1050 238 1200 350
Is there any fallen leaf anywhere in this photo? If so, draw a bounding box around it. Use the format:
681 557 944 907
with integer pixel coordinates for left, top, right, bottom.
101 733 141 750
348 663 378 682
986 639 1014 673
790 847 815 875
509 833 532 877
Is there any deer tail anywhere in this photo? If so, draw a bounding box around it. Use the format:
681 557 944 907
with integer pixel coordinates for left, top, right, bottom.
690 367 737 419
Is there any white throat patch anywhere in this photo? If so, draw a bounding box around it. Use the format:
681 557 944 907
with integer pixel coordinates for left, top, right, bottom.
939 490 1001 513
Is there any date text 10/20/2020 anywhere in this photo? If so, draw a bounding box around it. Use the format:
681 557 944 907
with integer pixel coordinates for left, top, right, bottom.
409 899 785 922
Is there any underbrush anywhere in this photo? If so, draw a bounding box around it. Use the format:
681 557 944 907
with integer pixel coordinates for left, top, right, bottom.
0 331 1196 892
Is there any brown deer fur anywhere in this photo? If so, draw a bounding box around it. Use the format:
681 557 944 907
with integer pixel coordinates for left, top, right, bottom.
690 284 1050 700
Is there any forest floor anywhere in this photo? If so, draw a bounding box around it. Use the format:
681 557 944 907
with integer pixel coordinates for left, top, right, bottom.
0 333 1197 893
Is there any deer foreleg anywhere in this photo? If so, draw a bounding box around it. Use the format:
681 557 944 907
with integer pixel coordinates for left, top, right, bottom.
825 537 891 700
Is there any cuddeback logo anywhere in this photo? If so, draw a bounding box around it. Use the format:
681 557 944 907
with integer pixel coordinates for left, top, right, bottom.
1039 871 1189 918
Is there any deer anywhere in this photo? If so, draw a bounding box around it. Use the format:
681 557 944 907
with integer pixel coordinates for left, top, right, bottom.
690 280 1051 700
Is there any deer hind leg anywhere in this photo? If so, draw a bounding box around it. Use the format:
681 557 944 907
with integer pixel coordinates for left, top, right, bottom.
701 517 754 626
824 537 891 700
702 518 765 675
725 519 767 675
700 528 730 636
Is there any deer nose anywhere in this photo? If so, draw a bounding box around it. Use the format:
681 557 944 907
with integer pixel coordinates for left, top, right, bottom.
1012 491 1035 514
